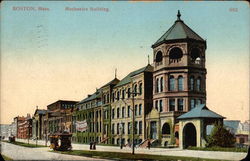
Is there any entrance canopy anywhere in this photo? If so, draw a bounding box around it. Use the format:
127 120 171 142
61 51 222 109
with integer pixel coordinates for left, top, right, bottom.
177 104 225 120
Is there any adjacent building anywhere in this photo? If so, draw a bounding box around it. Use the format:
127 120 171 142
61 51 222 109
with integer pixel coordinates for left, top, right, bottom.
47 100 78 134
32 108 47 139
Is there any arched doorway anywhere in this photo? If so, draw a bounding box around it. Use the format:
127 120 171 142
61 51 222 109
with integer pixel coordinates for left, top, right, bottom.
162 123 171 135
183 123 196 148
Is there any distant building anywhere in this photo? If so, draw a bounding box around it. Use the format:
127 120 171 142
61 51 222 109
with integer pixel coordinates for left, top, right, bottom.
32 108 47 139
224 120 249 145
14 116 25 138
0 124 10 138
17 114 32 139
47 100 78 134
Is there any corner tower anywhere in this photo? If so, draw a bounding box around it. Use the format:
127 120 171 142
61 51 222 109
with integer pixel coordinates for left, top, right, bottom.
152 10 207 113
148 11 207 146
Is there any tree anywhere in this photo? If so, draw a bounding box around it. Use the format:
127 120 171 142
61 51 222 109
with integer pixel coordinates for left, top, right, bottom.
206 123 236 147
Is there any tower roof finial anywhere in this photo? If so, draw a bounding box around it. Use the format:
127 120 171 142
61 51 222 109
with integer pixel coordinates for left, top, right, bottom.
177 10 181 20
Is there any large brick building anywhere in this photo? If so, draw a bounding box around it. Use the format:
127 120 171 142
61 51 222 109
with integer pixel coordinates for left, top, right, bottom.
72 11 225 149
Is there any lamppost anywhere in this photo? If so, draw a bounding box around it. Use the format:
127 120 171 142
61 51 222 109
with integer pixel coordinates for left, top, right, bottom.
119 121 123 149
121 90 140 155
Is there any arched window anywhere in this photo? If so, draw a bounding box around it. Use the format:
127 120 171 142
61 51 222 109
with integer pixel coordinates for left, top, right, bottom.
117 108 120 118
139 83 142 95
112 93 115 102
107 94 110 103
169 47 183 63
190 48 201 63
117 91 120 100
134 84 138 96
196 77 201 91
127 88 131 98
122 90 125 99
156 51 163 63
159 100 163 112
162 123 171 134
189 76 194 91
156 78 159 93
122 107 125 118
160 77 163 92
155 100 158 111
178 76 183 91
169 76 175 91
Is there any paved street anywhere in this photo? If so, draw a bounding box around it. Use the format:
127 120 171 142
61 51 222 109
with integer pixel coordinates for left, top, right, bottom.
1 139 248 160
1 141 106 160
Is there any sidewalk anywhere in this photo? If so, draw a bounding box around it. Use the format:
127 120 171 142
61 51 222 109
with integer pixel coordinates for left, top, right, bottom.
14 138 247 161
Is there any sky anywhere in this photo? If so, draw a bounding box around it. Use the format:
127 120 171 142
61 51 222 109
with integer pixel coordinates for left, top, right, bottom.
1 1 249 124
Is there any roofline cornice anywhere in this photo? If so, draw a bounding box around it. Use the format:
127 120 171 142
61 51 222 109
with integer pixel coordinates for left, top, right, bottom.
152 38 206 49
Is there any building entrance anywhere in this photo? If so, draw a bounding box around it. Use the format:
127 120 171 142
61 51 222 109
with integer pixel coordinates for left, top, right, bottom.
183 123 196 148
150 121 157 139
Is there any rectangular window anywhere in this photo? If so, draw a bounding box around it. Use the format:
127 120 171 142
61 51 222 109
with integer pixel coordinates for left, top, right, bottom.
117 108 120 118
169 77 175 91
128 122 131 134
139 121 142 134
169 99 175 111
122 90 125 99
112 109 115 119
135 121 138 134
191 99 195 109
135 105 138 116
139 104 142 115
122 123 125 134
127 106 130 117
155 100 158 111
112 124 114 134
197 99 201 105
117 123 119 135
122 107 125 118
178 99 184 111
159 100 163 112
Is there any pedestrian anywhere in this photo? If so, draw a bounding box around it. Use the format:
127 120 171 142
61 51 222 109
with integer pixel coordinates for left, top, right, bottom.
89 142 93 150
93 142 96 150
147 140 151 150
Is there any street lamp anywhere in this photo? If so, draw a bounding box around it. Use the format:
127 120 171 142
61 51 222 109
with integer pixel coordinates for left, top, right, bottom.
119 121 123 149
118 90 140 155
